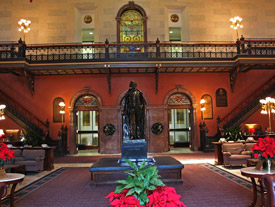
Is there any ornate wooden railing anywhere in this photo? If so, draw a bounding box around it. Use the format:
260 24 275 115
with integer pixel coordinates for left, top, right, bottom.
220 75 275 129
0 89 47 134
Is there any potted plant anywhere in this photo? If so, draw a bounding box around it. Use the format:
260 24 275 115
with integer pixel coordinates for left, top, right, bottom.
224 126 244 142
106 159 186 207
0 142 14 178
22 128 44 147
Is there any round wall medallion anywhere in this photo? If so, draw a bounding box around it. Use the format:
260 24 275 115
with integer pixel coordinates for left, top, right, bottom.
151 122 164 135
103 124 115 136
84 15 92 24
170 14 179 23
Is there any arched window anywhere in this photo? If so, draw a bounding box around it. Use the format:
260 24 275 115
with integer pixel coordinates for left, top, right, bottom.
75 95 99 107
53 97 65 123
216 88 228 107
120 10 144 43
116 1 147 44
168 93 191 105
201 94 213 120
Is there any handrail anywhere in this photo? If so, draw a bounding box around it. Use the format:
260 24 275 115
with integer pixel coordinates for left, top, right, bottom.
220 75 275 127
1 38 275 63
0 90 47 130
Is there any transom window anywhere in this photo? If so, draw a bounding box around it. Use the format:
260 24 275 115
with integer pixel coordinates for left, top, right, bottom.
75 95 98 107
168 93 191 105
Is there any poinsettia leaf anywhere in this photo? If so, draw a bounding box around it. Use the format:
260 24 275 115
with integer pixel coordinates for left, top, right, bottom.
116 180 128 184
126 172 136 178
134 186 143 194
136 180 144 188
114 185 125 193
139 160 146 170
126 175 134 182
124 182 135 189
125 187 135 196
148 185 156 190
140 192 149 204
123 159 138 171
150 178 165 186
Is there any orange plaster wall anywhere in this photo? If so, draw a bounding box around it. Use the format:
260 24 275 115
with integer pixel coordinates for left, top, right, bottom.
0 70 274 149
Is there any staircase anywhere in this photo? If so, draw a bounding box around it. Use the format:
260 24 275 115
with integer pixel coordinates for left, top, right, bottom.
220 75 275 130
0 90 47 135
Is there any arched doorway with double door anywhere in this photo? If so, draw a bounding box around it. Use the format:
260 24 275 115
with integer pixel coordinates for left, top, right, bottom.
69 89 102 154
164 87 198 151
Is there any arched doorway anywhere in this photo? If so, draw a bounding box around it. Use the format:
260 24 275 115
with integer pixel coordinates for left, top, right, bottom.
69 89 102 154
164 87 198 151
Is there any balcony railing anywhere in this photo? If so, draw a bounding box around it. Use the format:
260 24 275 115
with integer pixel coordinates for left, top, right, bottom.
0 38 275 63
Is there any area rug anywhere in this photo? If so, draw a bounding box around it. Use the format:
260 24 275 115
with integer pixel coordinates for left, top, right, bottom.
2 164 261 207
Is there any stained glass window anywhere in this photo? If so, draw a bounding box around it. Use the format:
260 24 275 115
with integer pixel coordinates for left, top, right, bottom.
168 93 191 105
120 10 144 52
75 95 98 107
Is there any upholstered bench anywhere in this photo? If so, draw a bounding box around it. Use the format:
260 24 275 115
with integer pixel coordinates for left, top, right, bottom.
89 156 184 186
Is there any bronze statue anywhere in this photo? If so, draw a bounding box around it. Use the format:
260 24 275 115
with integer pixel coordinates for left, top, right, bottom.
122 81 145 140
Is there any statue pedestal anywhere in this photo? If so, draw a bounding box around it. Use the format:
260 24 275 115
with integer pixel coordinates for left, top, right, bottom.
121 140 147 160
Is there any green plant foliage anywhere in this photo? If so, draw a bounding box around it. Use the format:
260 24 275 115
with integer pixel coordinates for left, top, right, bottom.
22 128 44 146
224 125 244 141
114 159 165 206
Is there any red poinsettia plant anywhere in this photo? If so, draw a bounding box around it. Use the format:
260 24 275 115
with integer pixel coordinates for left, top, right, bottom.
0 134 7 139
106 159 186 207
0 142 14 167
252 136 275 160
248 128 256 135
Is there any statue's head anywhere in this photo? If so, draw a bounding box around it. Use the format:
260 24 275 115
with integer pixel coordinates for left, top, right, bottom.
129 81 137 88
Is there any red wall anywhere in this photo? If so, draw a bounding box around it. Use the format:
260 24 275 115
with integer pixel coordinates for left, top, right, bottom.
0 116 23 130
0 69 274 149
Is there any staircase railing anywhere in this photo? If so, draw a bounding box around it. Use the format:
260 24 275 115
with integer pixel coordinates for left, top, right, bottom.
220 75 275 129
0 90 47 134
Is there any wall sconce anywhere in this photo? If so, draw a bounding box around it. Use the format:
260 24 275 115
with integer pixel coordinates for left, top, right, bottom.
230 16 243 39
59 102 65 123
200 99 206 120
0 104 6 120
18 19 31 42
260 97 275 133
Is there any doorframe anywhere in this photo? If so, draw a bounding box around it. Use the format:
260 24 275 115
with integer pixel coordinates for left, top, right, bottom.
69 88 102 154
163 86 198 151
168 107 192 147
